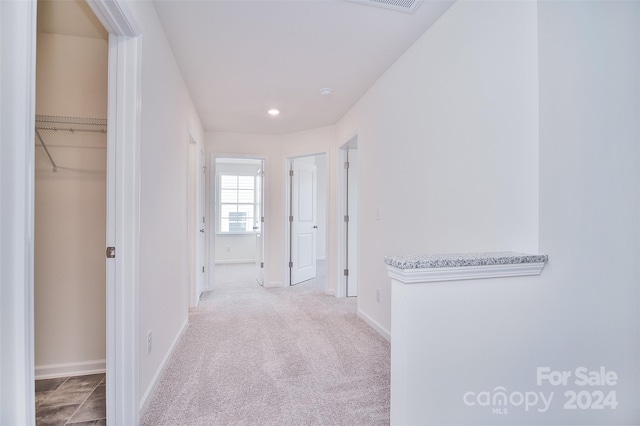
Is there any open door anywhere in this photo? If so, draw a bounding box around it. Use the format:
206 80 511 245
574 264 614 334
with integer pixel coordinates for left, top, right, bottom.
339 137 359 298
197 149 206 297
346 148 359 297
255 164 265 285
290 160 317 285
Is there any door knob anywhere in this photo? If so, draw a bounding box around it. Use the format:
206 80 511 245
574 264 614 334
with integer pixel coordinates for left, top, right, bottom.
313 225 318 229
200 229 205 233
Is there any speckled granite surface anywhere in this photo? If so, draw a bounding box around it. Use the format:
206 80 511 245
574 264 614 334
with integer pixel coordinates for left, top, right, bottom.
384 252 548 270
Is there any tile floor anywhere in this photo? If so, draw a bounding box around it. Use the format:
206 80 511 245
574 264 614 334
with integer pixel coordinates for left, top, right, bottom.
35 373 106 426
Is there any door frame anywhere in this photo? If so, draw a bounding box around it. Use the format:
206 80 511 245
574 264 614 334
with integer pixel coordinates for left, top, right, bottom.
0 1 142 423
209 153 269 290
187 130 205 308
0 2 39 423
338 135 359 298
255 165 266 286
285 153 328 289
90 3 142 423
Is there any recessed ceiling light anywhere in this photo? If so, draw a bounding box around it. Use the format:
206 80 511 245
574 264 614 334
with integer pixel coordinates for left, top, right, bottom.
320 88 333 97
268 109 280 116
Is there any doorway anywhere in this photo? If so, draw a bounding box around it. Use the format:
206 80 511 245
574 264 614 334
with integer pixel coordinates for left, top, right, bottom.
0 1 141 423
212 157 266 287
287 154 328 287
188 135 206 307
33 1 108 423
340 138 359 297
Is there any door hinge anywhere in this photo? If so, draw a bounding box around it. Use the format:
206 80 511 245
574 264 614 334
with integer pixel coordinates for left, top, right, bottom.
289 215 294 222
289 261 294 268
344 161 349 169
289 170 294 177
261 216 265 223
261 262 264 268
106 247 116 259
344 269 349 277
202 266 205 273
344 215 349 223
202 216 205 223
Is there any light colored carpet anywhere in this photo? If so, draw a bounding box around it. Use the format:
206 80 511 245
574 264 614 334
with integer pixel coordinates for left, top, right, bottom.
140 263 390 426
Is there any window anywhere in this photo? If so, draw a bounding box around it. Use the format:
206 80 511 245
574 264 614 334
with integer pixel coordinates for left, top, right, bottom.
219 174 256 233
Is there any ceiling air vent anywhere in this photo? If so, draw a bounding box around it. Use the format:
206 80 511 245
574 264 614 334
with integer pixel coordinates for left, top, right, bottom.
348 0 422 14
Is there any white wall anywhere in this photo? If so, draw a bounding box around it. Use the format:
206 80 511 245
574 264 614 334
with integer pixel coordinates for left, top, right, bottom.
34 33 108 376
534 1 639 422
336 0 539 336
125 0 205 408
214 235 256 263
386 1 640 424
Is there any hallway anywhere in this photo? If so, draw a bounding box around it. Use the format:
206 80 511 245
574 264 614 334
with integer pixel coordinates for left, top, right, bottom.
140 264 390 425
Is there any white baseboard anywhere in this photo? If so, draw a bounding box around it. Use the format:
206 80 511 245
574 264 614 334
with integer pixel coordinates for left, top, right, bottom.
214 259 255 265
139 318 188 416
316 256 326 261
325 288 336 297
35 359 106 380
264 281 285 288
357 309 391 342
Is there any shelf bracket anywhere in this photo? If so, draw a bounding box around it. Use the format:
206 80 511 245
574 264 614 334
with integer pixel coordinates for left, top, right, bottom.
35 129 58 173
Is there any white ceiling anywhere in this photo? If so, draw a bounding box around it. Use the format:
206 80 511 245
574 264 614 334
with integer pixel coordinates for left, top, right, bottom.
153 0 454 135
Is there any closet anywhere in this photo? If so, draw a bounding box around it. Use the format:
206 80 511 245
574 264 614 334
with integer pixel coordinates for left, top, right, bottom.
34 0 109 421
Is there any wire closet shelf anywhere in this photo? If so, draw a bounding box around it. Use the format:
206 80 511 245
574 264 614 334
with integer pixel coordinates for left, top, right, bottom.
35 114 107 173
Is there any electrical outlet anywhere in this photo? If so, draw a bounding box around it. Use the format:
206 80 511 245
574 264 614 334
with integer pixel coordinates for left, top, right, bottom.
376 288 381 303
147 330 152 354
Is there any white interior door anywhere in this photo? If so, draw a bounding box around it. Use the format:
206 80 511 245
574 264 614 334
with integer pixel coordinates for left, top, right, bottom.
346 148 359 297
290 160 317 285
197 150 206 297
255 164 265 285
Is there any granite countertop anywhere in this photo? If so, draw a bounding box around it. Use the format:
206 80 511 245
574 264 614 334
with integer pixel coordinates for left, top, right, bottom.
384 251 548 270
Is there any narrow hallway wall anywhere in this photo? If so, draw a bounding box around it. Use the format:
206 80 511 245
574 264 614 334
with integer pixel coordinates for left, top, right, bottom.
125 0 205 409
534 1 640 422
336 0 540 336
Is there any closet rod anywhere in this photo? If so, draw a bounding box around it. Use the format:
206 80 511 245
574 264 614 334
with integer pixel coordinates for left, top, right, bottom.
35 126 107 134
35 129 58 173
35 114 107 127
